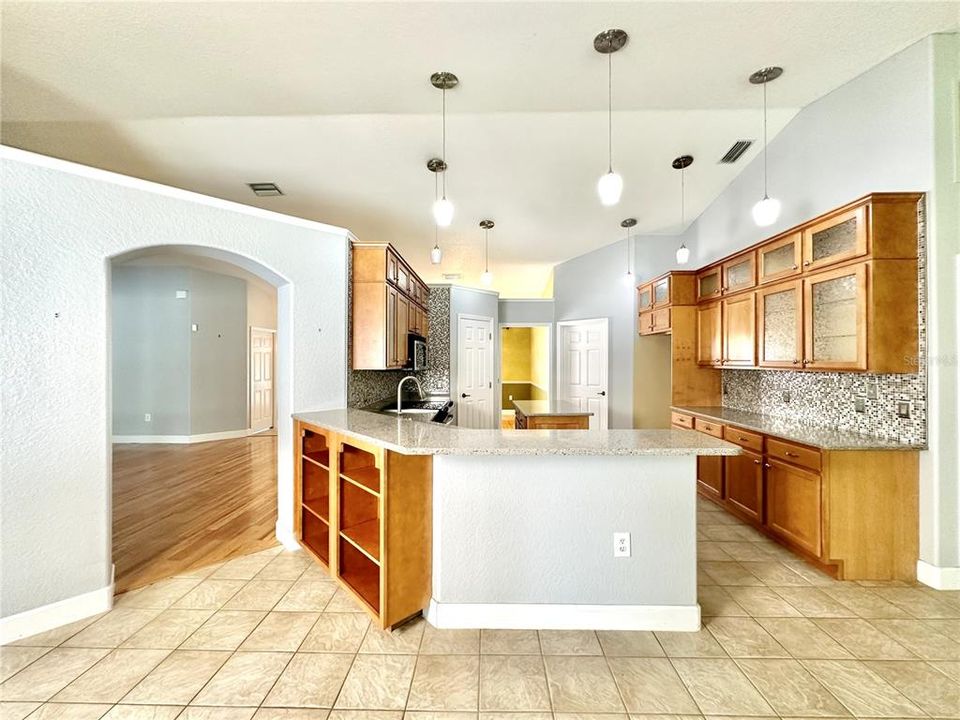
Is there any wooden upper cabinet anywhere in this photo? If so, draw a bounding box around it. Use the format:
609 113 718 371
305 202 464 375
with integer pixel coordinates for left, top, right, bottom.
757 280 802 368
803 263 867 371
651 307 671 333
759 233 802 284
352 243 429 370
637 283 653 313
802 205 868 272
697 265 723 301
652 276 671 307
722 251 756 295
638 309 655 336
697 302 722 366
722 294 756 367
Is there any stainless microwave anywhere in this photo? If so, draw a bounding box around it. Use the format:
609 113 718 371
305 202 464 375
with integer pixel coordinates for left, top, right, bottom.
406 333 428 371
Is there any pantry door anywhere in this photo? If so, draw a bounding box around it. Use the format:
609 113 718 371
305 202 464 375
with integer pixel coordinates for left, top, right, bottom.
557 318 608 430
456 314 495 428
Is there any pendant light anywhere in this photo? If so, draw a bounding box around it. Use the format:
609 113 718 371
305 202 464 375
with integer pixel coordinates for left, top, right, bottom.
428 159 444 264
621 217 637 285
749 66 783 227
430 72 458 227
672 155 693 265
479 219 494 286
594 29 628 206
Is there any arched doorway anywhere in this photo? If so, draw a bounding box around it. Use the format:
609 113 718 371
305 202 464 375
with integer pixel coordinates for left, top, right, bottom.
109 245 287 591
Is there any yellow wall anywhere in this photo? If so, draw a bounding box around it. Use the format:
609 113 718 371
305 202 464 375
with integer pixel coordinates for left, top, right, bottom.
501 327 532 381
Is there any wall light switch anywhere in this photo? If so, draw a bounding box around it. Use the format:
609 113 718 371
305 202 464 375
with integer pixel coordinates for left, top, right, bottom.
897 401 911 419
614 532 631 558
782 391 792 404
175 290 188 299
866 383 878 400
191 324 199 332
854 398 866 413
144 413 152 422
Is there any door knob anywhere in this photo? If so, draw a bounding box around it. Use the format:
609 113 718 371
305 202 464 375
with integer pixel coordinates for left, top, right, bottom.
461 393 471 399
598 391 606 396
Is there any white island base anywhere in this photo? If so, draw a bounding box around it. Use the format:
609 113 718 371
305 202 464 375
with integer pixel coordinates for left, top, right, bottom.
427 454 700 631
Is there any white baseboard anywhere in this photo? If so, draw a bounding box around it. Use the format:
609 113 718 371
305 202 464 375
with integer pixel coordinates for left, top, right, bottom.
113 428 256 444
276 521 300 551
425 599 701 631
0 581 114 645
917 560 960 590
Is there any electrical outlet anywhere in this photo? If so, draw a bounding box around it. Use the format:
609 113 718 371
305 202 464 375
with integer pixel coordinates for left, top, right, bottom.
866 383 878 400
897 401 911 419
191 323 199 332
175 290 188 299
613 532 631 558
854 398 866 413
508 394 513 401
782 391 791 404
144 413 152 422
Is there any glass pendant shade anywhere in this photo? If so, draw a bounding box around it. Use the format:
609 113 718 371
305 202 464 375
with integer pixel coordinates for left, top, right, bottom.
676 244 690 265
432 196 454 227
597 171 623 206
430 244 442 264
752 195 781 227
480 270 493 286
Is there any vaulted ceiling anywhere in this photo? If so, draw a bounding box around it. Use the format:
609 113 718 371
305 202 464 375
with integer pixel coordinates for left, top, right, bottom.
3 1 956 296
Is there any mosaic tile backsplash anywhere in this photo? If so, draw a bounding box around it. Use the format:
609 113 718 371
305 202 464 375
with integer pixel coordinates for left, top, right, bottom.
347 285 451 408
721 200 927 447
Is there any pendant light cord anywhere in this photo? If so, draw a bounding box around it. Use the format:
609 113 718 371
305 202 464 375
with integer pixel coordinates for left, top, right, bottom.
441 86 447 198
681 166 686 225
484 227 489 272
607 53 613 172
626 225 631 274
434 173 439 246
762 80 768 198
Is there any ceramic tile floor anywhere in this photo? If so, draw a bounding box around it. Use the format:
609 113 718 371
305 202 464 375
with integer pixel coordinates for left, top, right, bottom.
4 497 960 720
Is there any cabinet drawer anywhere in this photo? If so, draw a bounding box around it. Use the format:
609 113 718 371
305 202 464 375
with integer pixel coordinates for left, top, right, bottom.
694 418 724 438
723 425 764 453
671 411 694 429
766 438 821 472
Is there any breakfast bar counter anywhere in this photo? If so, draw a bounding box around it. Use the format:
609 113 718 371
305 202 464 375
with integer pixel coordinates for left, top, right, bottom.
292 409 738 632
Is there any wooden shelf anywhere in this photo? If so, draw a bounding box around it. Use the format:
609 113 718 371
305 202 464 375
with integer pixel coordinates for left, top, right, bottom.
341 519 380 564
303 496 329 524
340 466 381 495
303 451 329 469
301 507 329 567
339 537 380 613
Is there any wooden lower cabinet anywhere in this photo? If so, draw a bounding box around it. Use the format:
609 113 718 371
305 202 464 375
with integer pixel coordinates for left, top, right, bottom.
724 450 764 523
765 458 821 556
686 411 920 581
295 420 431 629
696 456 724 501
515 410 589 430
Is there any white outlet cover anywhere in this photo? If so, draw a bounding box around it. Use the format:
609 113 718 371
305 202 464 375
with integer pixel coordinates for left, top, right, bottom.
191 323 199 332
176 290 188 299
613 532 631 558
144 413 152 422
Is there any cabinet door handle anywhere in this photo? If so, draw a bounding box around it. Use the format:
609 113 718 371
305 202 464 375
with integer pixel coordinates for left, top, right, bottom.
792 264 798 270
792 359 800 365
753 459 762 465
764 462 772 468
784 451 800 458
803 261 811 266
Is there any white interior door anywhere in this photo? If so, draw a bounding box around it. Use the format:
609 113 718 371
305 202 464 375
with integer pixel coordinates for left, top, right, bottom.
557 319 609 430
250 328 275 431
457 314 495 428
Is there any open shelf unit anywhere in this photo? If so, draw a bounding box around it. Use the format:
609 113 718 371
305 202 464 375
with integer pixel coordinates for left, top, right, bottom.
294 420 433 629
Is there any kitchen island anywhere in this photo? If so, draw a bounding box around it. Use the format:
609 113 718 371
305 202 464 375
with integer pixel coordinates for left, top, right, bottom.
513 398 592 429
293 408 738 631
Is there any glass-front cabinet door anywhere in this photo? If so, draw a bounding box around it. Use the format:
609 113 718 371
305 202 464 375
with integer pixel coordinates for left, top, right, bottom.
759 233 802 284
652 276 671 307
637 283 653 312
757 281 802 368
722 251 756 294
803 263 867 370
802 205 868 272
697 265 722 301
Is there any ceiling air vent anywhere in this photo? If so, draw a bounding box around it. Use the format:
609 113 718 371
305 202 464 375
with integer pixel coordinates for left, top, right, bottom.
247 182 284 197
719 140 753 164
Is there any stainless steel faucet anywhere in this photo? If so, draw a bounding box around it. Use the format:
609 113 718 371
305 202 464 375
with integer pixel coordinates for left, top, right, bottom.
397 376 425 416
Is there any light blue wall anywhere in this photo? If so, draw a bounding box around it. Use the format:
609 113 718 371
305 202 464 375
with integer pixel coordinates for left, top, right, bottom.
498 299 554 324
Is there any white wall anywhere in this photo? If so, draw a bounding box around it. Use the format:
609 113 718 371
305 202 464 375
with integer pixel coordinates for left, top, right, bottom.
0 147 350 621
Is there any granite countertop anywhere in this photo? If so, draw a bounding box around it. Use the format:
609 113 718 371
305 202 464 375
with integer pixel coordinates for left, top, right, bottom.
294 408 740 457
672 405 922 451
512 399 593 417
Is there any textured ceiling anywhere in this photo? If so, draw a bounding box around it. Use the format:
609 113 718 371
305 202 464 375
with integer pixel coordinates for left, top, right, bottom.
3 1 957 296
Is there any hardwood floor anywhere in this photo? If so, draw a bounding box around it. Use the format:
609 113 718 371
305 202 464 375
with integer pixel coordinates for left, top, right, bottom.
112 435 278 593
